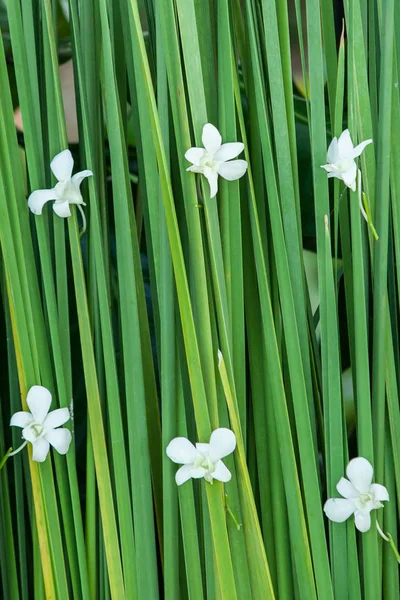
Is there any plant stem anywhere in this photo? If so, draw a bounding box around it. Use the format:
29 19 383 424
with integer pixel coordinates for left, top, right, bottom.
0 441 28 470
224 494 242 531
376 520 400 563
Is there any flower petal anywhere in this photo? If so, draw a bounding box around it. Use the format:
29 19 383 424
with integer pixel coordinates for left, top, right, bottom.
22 426 38 443
46 428 72 455
10 411 34 428
354 509 371 532
323 498 356 522
28 189 57 215
185 147 206 166
43 408 70 430
50 149 74 181
321 163 336 173
190 467 207 479
71 170 93 189
336 477 359 499
352 139 373 158
175 464 193 485
217 160 248 181
212 460 232 483
196 443 210 456
166 437 200 464
53 200 72 218
346 457 373 493
202 123 222 155
213 142 244 162
326 137 338 163
204 168 219 198
337 129 354 158
26 386 52 424
31 438 50 462
370 483 389 502
341 162 357 191
209 428 236 461
187 164 204 174
349 180 356 192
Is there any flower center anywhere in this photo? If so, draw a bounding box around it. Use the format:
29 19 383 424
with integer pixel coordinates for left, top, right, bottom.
356 492 373 509
200 153 219 171
335 158 354 173
28 422 46 440
194 454 215 474
54 180 82 204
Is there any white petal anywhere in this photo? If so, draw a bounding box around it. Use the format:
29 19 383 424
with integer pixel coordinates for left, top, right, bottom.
28 189 57 215
323 498 356 522
354 509 371 532
326 137 338 163
196 443 210 456
10 411 33 428
190 467 207 479
213 142 244 162
217 160 248 181
352 139 373 158
31 438 50 462
71 170 93 189
46 428 72 454
337 129 354 158
202 124 222 155
212 460 232 482
175 464 193 485
336 477 359 499
185 147 206 166
341 162 357 190
186 165 204 174
43 408 70 429
22 426 38 443
166 437 200 464
50 149 74 181
66 191 85 206
209 428 236 461
26 386 52 424
321 164 336 173
53 200 72 218
346 457 373 493
204 169 219 198
370 483 389 502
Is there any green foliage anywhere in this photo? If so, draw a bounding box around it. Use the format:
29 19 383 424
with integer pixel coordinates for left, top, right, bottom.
0 0 399 598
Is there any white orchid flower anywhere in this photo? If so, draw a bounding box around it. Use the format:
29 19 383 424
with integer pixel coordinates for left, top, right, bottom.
166 427 236 486
324 457 389 532
9 386 72 462
185 123 248 198
28 149 92 227
321 129 372 192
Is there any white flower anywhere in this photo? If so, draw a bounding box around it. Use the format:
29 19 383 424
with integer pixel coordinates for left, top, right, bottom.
321 129 372 191
324 457 389 532
10 386 72 462
166 427 236 485
28 149 92 218
185 123 248 198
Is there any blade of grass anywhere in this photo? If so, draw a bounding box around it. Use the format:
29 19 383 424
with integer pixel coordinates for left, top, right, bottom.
305 0 347 594
371 0 395 491
233 45 318 598
242 2 333 596
126 1 238 595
